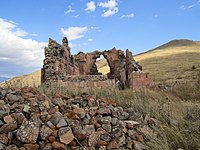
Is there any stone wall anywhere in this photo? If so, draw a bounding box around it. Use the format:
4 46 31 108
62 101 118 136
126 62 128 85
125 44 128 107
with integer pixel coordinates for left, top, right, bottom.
130 72 154 90
41 37 147 89
52 79 115 90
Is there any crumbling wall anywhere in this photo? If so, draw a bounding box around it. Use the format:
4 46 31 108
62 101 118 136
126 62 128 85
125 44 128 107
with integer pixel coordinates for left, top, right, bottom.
41 37 145 89
41 38 103 83
130 72 154 90
41 38 79 83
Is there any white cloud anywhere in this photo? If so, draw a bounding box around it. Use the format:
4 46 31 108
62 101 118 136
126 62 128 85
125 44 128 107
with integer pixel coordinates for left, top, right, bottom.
74 14 80 18
64 5 75 15
188 5 195 9
99 0 118 9
85 1 96 12
103 7 118 17
180 0 200 10
60 26 88 41
88 38 93 42
98 0 119 17
30 33 38 36
0 18 46 69
91 26 99 30
121 13 135 18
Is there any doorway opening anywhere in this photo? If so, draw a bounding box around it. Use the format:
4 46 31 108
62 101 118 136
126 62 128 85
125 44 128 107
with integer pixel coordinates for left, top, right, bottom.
96 55 110 75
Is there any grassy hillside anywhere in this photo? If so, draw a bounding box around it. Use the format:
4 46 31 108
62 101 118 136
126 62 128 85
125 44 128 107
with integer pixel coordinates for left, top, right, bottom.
0 70 41 87
98 40 200 83
1 39 200 87
134 40 200 83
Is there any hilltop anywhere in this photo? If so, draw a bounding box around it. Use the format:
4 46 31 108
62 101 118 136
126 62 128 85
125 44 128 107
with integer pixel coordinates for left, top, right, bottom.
1 39 200 87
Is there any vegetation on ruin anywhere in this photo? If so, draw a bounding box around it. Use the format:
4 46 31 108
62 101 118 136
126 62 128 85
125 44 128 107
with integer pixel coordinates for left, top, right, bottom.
37 70 200 150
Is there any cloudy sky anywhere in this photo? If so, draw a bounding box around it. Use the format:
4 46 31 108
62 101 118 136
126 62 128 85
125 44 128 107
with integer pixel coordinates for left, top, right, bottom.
0 0 200 78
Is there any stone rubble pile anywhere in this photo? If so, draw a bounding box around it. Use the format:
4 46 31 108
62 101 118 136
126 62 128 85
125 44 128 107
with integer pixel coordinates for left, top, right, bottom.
0 87 157 150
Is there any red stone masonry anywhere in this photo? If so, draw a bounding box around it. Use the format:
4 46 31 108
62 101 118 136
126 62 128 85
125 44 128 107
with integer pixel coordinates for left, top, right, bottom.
41 37 153 90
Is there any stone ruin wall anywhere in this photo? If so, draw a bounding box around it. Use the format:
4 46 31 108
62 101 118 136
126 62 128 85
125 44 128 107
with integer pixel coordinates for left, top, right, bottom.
41 37 151 89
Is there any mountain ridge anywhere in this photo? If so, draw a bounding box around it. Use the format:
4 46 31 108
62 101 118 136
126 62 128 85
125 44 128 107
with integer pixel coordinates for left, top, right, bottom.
134 39 200 57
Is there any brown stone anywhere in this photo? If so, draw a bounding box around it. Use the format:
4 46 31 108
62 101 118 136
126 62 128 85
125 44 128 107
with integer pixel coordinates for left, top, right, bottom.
17 120 40 143
88 132 100 147
4 145 18 150
40 125 53 140
41 37 145 89
73 108 86 118
11 113 25 125
52 141 67 150
73 129 87 141
19 147 26 150
48 136 56 143
84 125 95 135
58 127 74 145
97 108 111 115
23 144 39 150
0 121 18 134
51 130 58 137
107 140 120 150
0 134 8 145
98 140 108 147
3 115 14 123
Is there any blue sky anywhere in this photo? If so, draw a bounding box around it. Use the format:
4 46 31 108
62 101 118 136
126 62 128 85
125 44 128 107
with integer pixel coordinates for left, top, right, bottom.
0 0 200 78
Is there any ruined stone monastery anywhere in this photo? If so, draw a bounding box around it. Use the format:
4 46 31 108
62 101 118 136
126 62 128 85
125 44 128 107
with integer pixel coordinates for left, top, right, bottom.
41 37 152 90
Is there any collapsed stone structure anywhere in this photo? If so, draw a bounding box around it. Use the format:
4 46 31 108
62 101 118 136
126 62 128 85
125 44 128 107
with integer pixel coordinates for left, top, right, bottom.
41 37 152 90
0 87 158 149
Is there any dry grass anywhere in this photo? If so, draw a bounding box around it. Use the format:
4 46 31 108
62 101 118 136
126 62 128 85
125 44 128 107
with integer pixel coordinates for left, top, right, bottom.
38 77 200 150
0 70 41 88
135 44 200 83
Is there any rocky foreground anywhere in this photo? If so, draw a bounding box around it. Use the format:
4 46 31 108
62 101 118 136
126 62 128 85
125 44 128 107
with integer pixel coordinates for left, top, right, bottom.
0 87 158 150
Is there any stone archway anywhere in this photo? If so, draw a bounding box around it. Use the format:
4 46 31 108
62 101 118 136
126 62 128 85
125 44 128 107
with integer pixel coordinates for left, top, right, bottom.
42 37 143 88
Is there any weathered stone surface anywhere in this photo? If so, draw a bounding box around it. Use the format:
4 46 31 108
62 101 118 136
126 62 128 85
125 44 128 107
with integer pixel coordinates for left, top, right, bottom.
0 110 9 119
56 118 68 128
48 136 56 143
52 141 67 150
98 107 111 115
73 129 87 141
11 113 25 125
0 121 18 134
6 94 19 103
17 120 40 143
5 144 18 150
100 133 111 142
73 108 86 118
58 127 74 145
107 140 120 150
41 37 146 89
23 143 40 150
40 125 52 140
88 132 100 147
84 125 95 135
3 115 14 124
42 143 52 150
0 87 156 149
49 112 63 126
0 143 5 150
0 134 8 145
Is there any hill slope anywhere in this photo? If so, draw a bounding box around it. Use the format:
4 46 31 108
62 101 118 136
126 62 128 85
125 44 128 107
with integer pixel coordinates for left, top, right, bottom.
134 40 200 83
1 39 200 87
0 70 41 87
97 39 200 83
